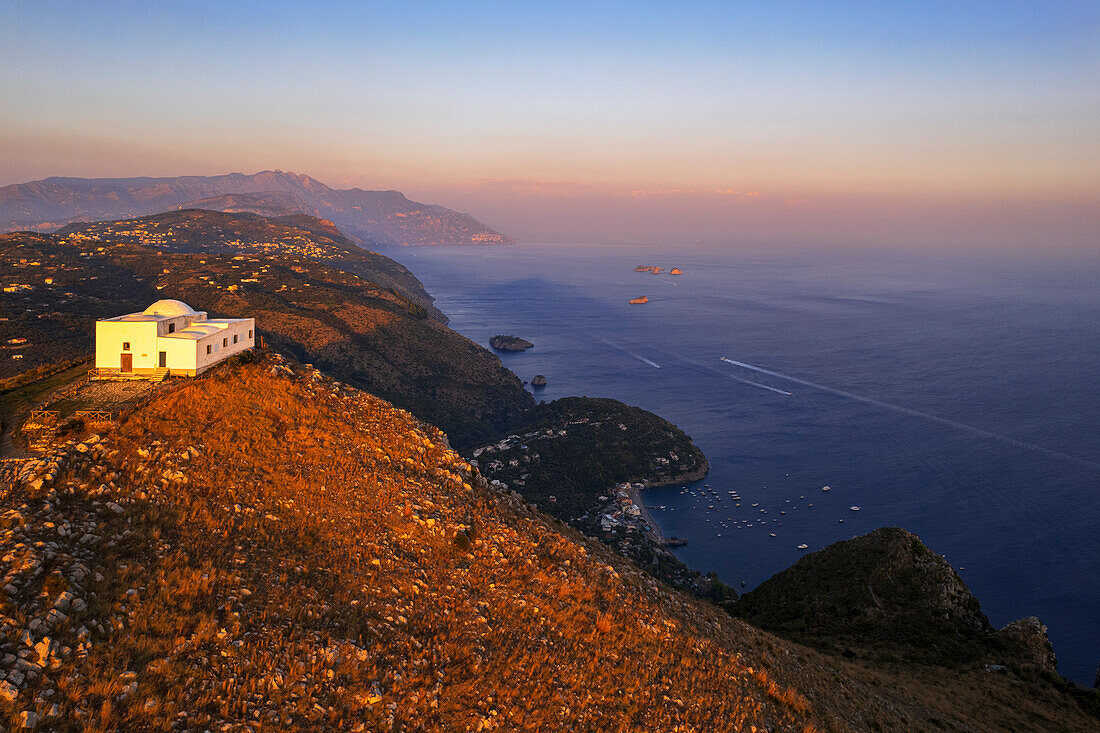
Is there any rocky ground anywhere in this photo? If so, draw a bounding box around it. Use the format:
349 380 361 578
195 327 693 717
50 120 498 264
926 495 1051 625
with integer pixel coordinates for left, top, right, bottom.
0 354 1095 731
0 353 818 731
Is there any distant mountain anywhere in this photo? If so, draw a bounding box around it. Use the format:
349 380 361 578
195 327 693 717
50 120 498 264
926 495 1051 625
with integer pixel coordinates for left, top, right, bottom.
0 171 514 247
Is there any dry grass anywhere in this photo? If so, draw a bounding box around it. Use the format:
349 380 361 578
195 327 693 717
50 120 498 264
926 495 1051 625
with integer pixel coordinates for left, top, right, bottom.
0 354 817 731
1 352 1094 731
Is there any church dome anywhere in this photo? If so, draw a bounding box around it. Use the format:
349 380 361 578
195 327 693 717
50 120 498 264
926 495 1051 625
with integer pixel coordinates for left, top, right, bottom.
143 299 196 318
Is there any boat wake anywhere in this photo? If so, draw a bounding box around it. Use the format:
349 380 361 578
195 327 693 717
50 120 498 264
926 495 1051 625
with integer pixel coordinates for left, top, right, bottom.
628 352 662 369
721 357 1100 472
584 332 661 368
716 360 792 395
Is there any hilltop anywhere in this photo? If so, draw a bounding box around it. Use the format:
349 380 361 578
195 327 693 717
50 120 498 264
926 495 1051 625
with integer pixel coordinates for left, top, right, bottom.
0 355 815 731
0 171 513 247
1 355 1096 730
733 527 1100 720
732 528 1072 671
0 211 532 446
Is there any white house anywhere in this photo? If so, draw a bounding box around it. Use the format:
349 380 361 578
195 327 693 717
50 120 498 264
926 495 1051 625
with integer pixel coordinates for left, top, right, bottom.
95 299 255 377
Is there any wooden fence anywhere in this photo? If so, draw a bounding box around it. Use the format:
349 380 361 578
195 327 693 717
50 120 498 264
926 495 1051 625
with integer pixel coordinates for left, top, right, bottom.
74 410 113 422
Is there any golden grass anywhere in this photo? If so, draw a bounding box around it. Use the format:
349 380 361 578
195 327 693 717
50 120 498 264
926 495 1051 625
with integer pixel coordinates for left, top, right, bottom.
0 356 816 731
5 354 1093 731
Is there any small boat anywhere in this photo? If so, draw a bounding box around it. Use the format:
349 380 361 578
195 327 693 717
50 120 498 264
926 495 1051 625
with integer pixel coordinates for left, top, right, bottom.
629 296 649 304
797 543 809 550
822 485 831 492
670 268 683 275
849 506 861 511
769 532 777 537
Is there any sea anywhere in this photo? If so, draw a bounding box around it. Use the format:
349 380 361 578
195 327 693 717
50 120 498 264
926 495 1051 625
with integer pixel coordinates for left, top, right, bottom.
383 242 1100 686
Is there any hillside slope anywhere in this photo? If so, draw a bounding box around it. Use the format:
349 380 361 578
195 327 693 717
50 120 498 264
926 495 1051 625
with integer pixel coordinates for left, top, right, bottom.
0 356 816 731
0 212 533 445
0 171 512 247
734 527 992 661
2 356 1096 731
56 209 444 320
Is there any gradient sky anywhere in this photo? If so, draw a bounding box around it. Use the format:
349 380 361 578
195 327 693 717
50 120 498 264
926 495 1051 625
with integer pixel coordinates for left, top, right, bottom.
2 1 1098 253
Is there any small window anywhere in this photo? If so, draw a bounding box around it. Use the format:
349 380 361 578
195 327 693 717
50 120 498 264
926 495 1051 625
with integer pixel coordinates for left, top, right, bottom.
223 337 228 347
168 323 175 334
206 345 212 355
233 334 238 344
122 342 130 351
248 329 253 339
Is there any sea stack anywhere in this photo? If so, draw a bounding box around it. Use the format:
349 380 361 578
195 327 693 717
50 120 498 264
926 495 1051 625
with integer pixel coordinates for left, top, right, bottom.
489 335 534 352
531 374 547 387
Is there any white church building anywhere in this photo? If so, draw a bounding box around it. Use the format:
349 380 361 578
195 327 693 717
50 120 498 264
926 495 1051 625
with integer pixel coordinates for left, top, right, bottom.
95 299 255 377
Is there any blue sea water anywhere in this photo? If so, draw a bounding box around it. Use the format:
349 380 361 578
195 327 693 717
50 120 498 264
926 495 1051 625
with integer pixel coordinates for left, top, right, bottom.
385 242 1100 685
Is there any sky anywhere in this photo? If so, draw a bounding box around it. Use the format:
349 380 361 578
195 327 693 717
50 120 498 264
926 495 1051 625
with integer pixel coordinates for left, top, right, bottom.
1 1 1098 254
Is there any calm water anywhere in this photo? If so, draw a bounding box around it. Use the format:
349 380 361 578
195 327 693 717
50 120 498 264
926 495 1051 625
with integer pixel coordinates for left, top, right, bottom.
385 242 1100 685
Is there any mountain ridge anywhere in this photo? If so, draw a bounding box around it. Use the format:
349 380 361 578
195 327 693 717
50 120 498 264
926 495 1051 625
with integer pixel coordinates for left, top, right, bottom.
0 171 513 247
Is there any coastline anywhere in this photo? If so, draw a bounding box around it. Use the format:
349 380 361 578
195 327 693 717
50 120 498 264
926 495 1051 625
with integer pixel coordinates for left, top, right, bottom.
631 458 708 545
628 484 664 544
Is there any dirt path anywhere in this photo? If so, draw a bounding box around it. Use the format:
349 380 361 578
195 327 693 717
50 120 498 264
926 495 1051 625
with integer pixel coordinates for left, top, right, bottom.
0 363 91 459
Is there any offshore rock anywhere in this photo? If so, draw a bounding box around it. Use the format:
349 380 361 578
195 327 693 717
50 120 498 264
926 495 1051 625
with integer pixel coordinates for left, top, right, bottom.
489 335 534 352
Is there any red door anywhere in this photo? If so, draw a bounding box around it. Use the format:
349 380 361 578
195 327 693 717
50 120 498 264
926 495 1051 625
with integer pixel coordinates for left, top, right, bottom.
120 353 133 372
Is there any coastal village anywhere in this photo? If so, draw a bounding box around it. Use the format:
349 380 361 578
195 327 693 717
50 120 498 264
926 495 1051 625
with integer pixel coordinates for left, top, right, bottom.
62 215 355 262
468 423 718 598
472 430 661 541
